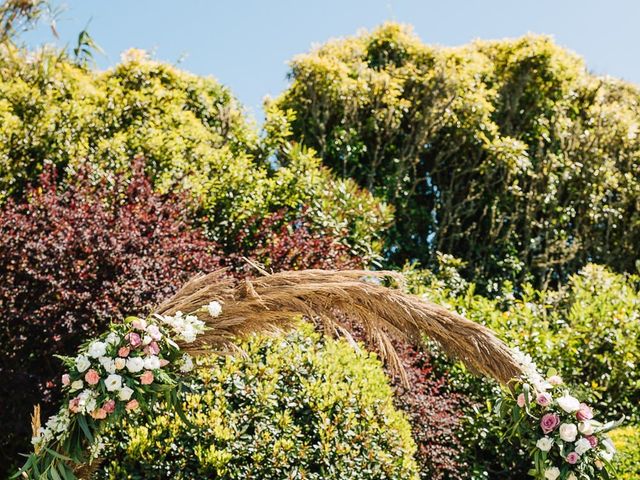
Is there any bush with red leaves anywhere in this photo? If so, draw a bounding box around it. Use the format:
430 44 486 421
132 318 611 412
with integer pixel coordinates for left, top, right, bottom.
391 342 466 480
0 160 223 473
235 208 363 273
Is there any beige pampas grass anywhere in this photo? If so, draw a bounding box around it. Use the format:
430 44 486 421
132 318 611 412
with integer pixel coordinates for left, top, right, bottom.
155 269 522 385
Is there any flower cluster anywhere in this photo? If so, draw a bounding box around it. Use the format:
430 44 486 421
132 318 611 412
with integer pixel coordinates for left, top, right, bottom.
498 349 621 480
21 302 221 479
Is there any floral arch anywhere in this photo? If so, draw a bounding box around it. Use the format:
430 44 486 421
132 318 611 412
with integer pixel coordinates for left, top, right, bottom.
17 270 619 480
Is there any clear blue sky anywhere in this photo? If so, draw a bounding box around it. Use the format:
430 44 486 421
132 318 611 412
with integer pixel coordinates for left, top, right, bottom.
21 0 640 120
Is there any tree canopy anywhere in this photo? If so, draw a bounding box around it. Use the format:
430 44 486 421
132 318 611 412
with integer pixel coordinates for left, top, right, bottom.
272 23 640 289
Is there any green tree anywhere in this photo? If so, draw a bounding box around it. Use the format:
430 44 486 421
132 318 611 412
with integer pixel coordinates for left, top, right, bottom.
0 45 391 261
272 23 640 289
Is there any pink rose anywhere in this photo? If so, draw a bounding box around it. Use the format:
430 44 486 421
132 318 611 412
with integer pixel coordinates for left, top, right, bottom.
566 452 580 464
536 393 552 407
91 408 107 420
149 341 160 355
517 393 526 407
548 375 563 386
131 318 147 331
146 325 162 340
576 403 593 421
125 399 139 411
61 374 70 386
103 399 116 414
540 413 561 434
586 435 598 448
69 397 80 413
126 332 142 348
140 370 154 385
84 369 100 385
118 346 130 357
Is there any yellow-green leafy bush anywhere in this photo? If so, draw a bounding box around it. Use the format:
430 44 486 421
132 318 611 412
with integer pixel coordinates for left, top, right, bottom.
609 426 640 479
405 260 640 478
0 46 391 260
97 327 418 480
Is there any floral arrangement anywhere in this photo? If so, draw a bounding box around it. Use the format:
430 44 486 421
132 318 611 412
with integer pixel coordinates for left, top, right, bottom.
15 301 223 480
497 350 622 480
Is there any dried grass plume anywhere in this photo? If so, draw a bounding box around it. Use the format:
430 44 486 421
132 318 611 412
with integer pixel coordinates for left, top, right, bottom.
155 269 523 385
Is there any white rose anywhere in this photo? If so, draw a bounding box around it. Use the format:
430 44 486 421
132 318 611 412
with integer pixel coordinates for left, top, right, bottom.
114 358 126 370
536 437 554 452
105 332 120 345
142 335 152 346
126 357 145 373
87 341 107 359
557 393 581 413
206 300 222 317
544 467 560 480
559 423 578 442
104 374 122 392
143 355 161 370
75 355 91 373
99 357 116 374
70 379 84 391
575 437 591 455
579 421 595 435
118 386 134 401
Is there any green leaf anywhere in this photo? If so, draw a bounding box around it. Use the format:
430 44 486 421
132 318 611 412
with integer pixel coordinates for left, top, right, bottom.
77 415 94 443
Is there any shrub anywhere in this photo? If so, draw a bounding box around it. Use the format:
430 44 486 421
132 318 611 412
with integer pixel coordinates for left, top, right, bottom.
0 46 391 262
235 208 363 273
609 426 640 479
273 22 640 289
405 261 640 477
389 342 466 479
97 327 419 480
0 161 223 475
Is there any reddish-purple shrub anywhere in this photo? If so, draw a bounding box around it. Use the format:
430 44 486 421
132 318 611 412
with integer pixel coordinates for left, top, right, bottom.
391 342 466 480
0 160 223 472
235 208 363 273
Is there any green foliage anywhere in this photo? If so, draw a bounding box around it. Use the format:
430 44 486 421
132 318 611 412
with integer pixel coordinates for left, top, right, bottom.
405 262 640 477
609 426 640 479
97 326 418 480
0 46 390 261
273 22 640 289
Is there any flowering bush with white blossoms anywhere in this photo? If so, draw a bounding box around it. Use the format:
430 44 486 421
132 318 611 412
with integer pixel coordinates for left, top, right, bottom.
497 350 622 480
15 301 222 480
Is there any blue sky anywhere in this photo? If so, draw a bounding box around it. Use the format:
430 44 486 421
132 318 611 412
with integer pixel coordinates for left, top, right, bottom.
22 0 640 120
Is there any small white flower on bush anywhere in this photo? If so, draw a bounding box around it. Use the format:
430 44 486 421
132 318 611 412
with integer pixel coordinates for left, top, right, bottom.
557 393 580 413
75 354 91 372
536 437 554 452
179 353 194 373
559 423 578 442
87 341 107 359
544 466 560 480
104 374 123 392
